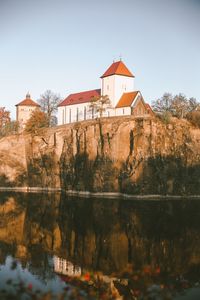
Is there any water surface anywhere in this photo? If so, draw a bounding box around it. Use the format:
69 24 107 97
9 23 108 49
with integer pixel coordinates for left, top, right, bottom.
0 192 200 285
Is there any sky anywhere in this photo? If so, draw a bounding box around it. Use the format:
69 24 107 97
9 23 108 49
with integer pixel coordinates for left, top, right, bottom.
0 0 200 119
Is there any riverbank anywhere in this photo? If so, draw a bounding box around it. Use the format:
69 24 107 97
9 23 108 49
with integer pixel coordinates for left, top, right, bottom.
0 186 200 200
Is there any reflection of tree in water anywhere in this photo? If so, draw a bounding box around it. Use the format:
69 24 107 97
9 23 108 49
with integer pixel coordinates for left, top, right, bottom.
0 192 200 281
0 192 61 280
58 196 124 273
58 195 200 278
26 246 55 282
119 200 200 275
0 192 27 263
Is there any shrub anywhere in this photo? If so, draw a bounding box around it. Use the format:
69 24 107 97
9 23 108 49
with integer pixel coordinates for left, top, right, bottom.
25 110 49 134
186 110 200 128
156 111 172 124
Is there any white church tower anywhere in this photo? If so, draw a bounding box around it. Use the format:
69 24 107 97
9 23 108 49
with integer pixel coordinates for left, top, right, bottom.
100 60 135 107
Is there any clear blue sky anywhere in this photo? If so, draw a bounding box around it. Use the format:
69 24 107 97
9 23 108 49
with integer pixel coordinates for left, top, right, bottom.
0 0 200 119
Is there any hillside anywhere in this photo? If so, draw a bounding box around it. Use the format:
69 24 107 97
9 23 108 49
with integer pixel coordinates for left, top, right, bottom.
0 116 200 195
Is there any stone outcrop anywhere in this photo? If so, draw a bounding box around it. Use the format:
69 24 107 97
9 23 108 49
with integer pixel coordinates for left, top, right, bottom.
0 116 200 195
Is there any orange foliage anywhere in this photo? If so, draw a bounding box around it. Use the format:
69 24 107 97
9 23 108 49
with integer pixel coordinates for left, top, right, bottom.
0 107 10 128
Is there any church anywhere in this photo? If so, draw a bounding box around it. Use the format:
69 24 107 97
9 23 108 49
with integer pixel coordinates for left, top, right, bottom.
57 60 153 125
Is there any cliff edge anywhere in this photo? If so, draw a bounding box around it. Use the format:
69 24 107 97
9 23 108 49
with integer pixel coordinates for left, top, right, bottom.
0 116 200 195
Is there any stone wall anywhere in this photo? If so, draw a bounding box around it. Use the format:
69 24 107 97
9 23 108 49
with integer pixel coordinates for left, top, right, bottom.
0 116 200 195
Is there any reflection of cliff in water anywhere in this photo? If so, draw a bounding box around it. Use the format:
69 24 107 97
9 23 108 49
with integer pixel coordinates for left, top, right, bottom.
0 192 200 279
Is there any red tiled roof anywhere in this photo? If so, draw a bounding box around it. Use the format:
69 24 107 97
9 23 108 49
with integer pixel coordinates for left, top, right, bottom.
145 103 154 114
16 96 40 107
58 89 101 107
101 61 134 78
115 91 139 108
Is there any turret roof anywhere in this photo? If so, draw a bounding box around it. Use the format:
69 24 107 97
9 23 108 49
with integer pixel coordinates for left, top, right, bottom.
16 93 40 107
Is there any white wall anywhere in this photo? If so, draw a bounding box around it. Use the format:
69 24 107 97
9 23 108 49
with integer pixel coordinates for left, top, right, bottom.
115 107 131 116
58 102 120 125
101 76 115 106
58 103 135 125
17 105 38 130
58 102 94 125
101 75 134 107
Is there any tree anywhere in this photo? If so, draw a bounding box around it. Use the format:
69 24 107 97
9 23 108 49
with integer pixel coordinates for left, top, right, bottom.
186 110 200 128
0 121 19 138
25 110 49 134
152 93 173 114
0 107 10 128
0 107 13 138
152 93 199 119
38 90 61 126
171 93 188 118
188 97 199 112
89 95 111 118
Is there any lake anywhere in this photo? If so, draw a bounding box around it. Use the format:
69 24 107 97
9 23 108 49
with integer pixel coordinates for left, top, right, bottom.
0 192 200 298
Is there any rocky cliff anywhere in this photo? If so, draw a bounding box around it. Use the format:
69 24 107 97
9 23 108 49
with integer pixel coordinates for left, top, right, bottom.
0 116 200 195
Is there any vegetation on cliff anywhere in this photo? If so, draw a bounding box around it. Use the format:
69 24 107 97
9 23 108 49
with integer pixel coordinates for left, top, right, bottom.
25 110 49 134
0 107 18 138
152 93 200 127
0 115 200 195
37 90 61 127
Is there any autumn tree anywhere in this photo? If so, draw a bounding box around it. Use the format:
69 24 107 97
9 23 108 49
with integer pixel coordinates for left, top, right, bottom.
152 93 199 119
186 110 200 128
0 121 19 137
89 95 111 118
25 110 49 134
37 90 61 126
0 107 10 128
0 107 14 137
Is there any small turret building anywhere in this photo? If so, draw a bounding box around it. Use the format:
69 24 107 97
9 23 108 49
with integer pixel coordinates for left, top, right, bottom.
15 93 40 131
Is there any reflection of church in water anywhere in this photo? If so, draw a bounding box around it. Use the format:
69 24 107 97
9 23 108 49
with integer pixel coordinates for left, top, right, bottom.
53 255 81 276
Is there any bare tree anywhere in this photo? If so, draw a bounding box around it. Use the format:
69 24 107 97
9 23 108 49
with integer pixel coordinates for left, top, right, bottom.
152 93 199 119
89 95 111 118
188 97 199 112
171 94 188 118
38 90 61 126
152 93 173 114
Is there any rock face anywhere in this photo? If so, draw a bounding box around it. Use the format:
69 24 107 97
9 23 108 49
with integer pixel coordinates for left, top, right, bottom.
0 116 200 195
